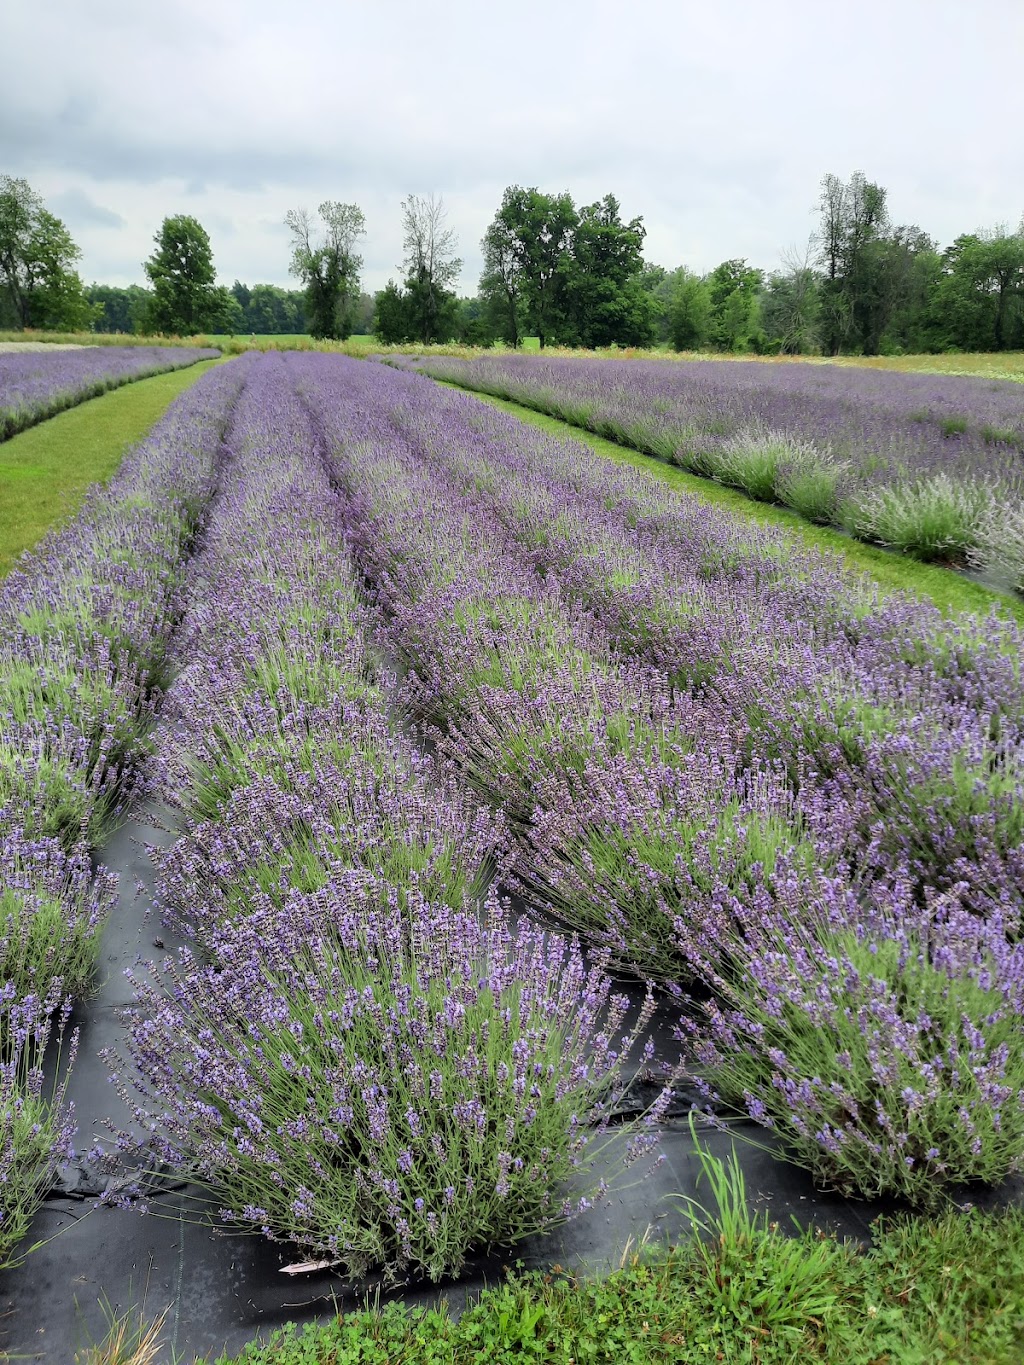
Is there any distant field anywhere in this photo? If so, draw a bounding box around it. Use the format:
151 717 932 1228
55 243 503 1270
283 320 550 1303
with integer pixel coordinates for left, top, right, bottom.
0 358 219 576
3 330 1022 379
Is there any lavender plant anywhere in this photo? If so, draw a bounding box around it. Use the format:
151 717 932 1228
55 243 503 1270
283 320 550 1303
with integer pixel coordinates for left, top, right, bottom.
111 887 662 1282
417 354 1024 579
0 830 115 1006
684 898 1024 1207
972 502 1024 594
0 986 77 1266
845 474 996 562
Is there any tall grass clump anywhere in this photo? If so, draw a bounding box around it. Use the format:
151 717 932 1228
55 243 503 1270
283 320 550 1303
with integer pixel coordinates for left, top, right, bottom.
845 474 996 562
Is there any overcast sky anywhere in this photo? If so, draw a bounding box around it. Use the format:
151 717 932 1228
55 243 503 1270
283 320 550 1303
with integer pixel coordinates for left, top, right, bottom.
3 0 1023 296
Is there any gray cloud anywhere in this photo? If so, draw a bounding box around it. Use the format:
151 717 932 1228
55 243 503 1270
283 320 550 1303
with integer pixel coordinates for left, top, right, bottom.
2 0 1022 294
48 187 126 229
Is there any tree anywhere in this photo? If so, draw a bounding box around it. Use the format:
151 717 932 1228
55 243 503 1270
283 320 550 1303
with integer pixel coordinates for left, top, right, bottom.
481 187 577 347
143 215 222 334
666 268 712 350
0 175 94 330
931 227 1024 352
563 194 656 348
816 171 890 354
707 259 763 350
86 283 152 334
398 194 462 344
374 280 411 344
480 214 525 345
760 242 821 354
285 201 366 340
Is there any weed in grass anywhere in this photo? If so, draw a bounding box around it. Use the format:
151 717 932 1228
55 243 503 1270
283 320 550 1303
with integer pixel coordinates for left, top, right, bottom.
75 1299 171 1365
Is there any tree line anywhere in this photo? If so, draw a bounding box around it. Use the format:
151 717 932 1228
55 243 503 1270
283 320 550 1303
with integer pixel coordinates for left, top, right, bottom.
3 172 1023 354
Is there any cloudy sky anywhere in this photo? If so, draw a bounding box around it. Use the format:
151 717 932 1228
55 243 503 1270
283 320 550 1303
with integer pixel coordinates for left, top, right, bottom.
3 0 1022 296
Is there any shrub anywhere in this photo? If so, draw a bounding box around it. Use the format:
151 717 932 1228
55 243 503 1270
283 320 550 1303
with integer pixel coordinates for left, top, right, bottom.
685 903 1024 1207
971 502 1024 595
109 886 665 1283
0 987 77 1267
845 474 995 562
0 830 114 1005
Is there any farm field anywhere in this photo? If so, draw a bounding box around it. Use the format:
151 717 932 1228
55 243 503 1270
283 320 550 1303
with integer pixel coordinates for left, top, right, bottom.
1 351 1023 1361
0 342 220 440
0 357 221 577
414 354 1024 594
432 383 1024 624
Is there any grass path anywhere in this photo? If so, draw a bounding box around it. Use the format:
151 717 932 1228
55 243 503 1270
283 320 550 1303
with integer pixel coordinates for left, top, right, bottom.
440 382 1024 626
0 358 221 578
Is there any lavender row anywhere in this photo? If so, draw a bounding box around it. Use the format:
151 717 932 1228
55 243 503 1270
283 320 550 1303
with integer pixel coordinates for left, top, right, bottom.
0 357 252 1265
417 354 1024 587
297 355 1024 1207
311 359 1024 931
295 356 838 978
0 344 221 441
108 353 664 1283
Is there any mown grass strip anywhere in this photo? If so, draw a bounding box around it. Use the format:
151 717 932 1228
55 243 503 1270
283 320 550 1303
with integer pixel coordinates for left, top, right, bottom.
0 359 221 578
439 382 1024 626
208 1203 1024 1363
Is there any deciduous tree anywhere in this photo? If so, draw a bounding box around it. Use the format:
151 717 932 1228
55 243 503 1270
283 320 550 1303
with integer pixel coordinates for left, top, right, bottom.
398 194 461 344
564 194 656 348
143 214 222 334
0 176 94 330
481 187 576 347
285 201 366 340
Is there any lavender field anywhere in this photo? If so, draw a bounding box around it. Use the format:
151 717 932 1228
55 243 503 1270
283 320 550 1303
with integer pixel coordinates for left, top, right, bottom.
416 354 1024 592
2 351 1024 1298
0 343 221 440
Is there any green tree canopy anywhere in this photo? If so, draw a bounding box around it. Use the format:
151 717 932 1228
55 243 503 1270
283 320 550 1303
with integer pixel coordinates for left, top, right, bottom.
707 258 763 350
285 201 366 340
143 214 223 334
563 194 656 348
0 176 94 330
480 186 577 347
666 267 712 351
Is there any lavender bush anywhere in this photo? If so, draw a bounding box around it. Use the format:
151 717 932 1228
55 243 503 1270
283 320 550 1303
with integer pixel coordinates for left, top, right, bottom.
972 502 1024 594
684 897 1024 1208
0 358 252 1266
101 355 671 1280
0 830 115 1006
0 986 77 1266
0 344 219 440
112 886 661 1281
307 359 1024 928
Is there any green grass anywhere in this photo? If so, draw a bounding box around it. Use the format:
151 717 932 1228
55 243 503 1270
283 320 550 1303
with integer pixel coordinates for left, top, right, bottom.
442 385 1024 626
198 1132 1024 1363
0 359 219 578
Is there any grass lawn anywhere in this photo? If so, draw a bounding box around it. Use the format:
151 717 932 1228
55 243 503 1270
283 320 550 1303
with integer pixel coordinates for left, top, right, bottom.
0 358 220 578
207 1205 1024 1364
442 384 1024 627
